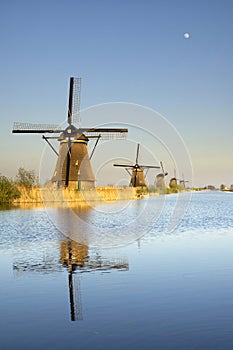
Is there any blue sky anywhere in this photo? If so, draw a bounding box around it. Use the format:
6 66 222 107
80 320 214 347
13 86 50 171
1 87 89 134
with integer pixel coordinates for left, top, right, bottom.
1 0 233 187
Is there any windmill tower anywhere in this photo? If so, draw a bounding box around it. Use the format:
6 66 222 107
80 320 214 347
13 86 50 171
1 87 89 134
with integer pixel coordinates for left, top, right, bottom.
169 169 189 190
155 161 168 188
12 77 128 189
113 144 160 187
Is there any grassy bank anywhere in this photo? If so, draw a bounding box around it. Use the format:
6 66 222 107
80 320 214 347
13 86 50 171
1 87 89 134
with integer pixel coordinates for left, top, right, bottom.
12 184 196 206
13 186 142 204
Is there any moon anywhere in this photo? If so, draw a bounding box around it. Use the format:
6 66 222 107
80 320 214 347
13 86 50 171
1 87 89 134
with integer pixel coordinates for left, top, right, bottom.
184 33 190 39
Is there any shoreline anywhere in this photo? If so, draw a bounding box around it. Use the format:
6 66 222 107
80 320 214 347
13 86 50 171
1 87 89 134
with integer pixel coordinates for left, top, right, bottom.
0 186 211 210
10 185 206 208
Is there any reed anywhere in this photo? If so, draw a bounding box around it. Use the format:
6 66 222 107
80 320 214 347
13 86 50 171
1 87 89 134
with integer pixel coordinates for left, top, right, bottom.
13 185 141 204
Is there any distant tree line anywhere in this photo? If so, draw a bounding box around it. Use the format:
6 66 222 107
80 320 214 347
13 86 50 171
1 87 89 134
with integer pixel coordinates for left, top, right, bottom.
0 167 38 205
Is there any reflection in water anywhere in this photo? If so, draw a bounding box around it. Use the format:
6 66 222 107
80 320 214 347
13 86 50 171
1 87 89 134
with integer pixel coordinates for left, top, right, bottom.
3 192 233 349
13 239 129 321
60 240 129 321
47 197 164 248
60 240 87 321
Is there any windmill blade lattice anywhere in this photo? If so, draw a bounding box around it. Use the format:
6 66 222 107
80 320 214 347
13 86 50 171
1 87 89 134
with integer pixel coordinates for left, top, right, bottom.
12 122 62 133
135 144 140 164
113 164 134 168
69 77 81 127
83 128 127 139
140 165 160 169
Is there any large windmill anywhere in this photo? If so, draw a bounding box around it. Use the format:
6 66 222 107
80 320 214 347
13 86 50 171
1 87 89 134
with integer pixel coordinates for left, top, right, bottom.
12 77 128 189
113 144 160 187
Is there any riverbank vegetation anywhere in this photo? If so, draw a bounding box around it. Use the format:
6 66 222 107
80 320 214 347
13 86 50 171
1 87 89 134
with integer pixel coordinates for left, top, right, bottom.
0 175 21 205
0 167 221 206
0 168 38 205
15 167 39 189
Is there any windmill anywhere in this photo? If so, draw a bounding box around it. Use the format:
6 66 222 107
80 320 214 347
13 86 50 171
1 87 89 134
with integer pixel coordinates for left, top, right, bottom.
113 144 160 187
155 161 168 188
169 168 178 188
12 77 128 189
169 169 189 189
179 174 189 189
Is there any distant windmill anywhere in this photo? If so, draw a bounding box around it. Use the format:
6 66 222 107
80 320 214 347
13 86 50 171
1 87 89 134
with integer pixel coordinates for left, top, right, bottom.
155 161 168 188
169 169 189 189
169 168 178 188
113 144 160 187
12 77 128 189
179 174 189 189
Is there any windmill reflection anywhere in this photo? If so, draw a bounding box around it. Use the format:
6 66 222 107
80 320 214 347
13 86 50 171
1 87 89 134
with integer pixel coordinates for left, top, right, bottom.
13 239 129 322
60 240 87 321
60 240 129 321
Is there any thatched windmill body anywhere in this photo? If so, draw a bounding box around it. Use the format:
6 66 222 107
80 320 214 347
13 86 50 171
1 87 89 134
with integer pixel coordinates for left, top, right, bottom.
113 144 160 187
12 77 128 189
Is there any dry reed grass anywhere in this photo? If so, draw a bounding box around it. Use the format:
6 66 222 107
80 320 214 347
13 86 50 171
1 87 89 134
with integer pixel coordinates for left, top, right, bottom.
13 185 140 205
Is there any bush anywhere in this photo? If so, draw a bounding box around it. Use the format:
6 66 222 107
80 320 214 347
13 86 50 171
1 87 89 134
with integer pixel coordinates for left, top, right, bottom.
0 175 21 204
136 187 148 196
166 187 178 194
147 185 157 193
220 184 225 191
15 167 39 188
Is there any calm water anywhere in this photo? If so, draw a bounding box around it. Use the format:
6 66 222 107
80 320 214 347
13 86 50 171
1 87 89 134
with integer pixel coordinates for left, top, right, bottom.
1 191 233 349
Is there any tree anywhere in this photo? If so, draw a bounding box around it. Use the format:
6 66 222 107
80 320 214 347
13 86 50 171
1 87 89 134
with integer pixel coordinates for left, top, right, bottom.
15 167 39 188
0 175 21 204
220 184 225 191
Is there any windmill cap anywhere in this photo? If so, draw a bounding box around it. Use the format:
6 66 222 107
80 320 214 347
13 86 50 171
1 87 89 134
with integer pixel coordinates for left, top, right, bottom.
58 125 89 141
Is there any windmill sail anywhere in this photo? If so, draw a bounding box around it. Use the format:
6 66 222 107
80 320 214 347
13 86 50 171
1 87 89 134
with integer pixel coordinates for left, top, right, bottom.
12 122 128 138
68 77 81 127
12 122 62 133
